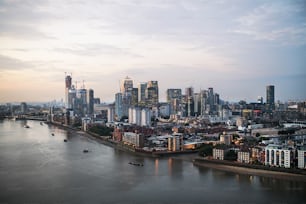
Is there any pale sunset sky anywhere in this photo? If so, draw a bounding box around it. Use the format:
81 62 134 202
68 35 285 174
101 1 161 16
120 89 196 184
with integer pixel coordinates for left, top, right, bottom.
0 0 305 103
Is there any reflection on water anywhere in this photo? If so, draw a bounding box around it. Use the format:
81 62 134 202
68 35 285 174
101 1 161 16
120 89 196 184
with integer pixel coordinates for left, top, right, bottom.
0 119 305 204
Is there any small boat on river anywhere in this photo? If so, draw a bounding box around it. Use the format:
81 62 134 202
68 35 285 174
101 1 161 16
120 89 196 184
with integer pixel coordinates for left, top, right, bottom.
129 162 144 166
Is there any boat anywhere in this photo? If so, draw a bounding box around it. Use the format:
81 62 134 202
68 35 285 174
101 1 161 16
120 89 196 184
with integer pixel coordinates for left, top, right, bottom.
83 149 89 153
24 125 30 128
128 162 144 166
51 133 55 136
64 139 68 142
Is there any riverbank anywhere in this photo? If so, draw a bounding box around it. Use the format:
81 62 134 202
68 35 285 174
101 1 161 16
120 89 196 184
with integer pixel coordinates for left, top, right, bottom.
194 158 306 182
49 122 306 182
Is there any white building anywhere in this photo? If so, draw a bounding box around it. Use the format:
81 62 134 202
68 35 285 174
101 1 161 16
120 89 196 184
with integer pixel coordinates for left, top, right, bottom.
297 149 306 169
265 145 293 168
141 108 151 127
128 107 141 125
107 107 114 122
213 149 225 160
237 151 250 164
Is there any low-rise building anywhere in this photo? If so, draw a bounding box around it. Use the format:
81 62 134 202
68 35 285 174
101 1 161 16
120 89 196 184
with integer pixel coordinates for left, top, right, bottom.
122 132 144 148
237 151 250 164
297 146 306 169
213 148 225 160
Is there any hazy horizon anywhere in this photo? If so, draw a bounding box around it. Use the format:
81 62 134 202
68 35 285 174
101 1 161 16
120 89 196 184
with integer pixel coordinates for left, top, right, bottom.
0 0 305 103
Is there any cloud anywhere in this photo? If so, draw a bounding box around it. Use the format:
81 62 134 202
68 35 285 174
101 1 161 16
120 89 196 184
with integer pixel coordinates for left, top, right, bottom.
53 43 143 58
0 54 32 71
231 2 306 45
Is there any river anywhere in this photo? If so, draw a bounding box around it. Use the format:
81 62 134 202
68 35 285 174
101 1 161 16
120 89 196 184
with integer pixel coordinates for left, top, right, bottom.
0 120 305 204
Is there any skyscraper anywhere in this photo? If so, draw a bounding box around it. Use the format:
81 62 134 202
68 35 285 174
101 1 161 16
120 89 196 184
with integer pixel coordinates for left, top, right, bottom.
87 89 94 115
266 85 275 111
121 76 133 117
166 89 182 102
146 81 159 106
115 93 123 120
65 74 72 108
121 76 133 94
138 82 147 104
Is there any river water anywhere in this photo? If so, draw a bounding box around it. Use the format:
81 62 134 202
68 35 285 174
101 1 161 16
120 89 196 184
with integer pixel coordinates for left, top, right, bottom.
0 120 305 204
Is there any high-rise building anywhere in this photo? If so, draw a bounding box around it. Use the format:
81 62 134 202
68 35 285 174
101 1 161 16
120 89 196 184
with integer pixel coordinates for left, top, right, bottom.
138 82 147 104
132 88 138 106
166 89 182 102
68 86 77 109
266 85 275 111
120 76 133 117
115 93 123 120
77 88 87 116
185 87 194 99
121 76 133 94
87 89 94 115
65 75 72 108
20 102 27 114
146 81 159 106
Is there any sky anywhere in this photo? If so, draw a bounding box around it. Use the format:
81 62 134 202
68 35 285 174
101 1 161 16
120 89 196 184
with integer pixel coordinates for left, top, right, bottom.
0 0 305 103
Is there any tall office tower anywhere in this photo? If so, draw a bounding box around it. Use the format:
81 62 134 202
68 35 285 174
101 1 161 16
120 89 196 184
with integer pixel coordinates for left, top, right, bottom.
167 89 182 115
20 102 27 114
121 76 133 94
185 87 194 99
65 74 72 108
214 93 220 105
193 93 200 116
200 90 208 115
120 76 133 117
166 89 182 102
146 81 159 106
87 89 94 115
77 88 87 116
115 93 123 120
208 87 215 113
138 82 147 104
68 85 77 109
266 85 275 111
132 88 139 106
184 87 194 117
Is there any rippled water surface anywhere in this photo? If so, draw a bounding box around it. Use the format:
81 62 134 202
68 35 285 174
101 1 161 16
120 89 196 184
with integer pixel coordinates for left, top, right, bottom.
0 120 305 204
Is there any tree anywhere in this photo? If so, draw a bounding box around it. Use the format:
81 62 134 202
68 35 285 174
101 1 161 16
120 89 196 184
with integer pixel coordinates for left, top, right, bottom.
198 144 213 157
225 150 237 161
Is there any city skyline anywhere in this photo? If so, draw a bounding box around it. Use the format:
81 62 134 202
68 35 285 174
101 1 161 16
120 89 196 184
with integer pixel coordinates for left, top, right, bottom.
0 0 305 103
